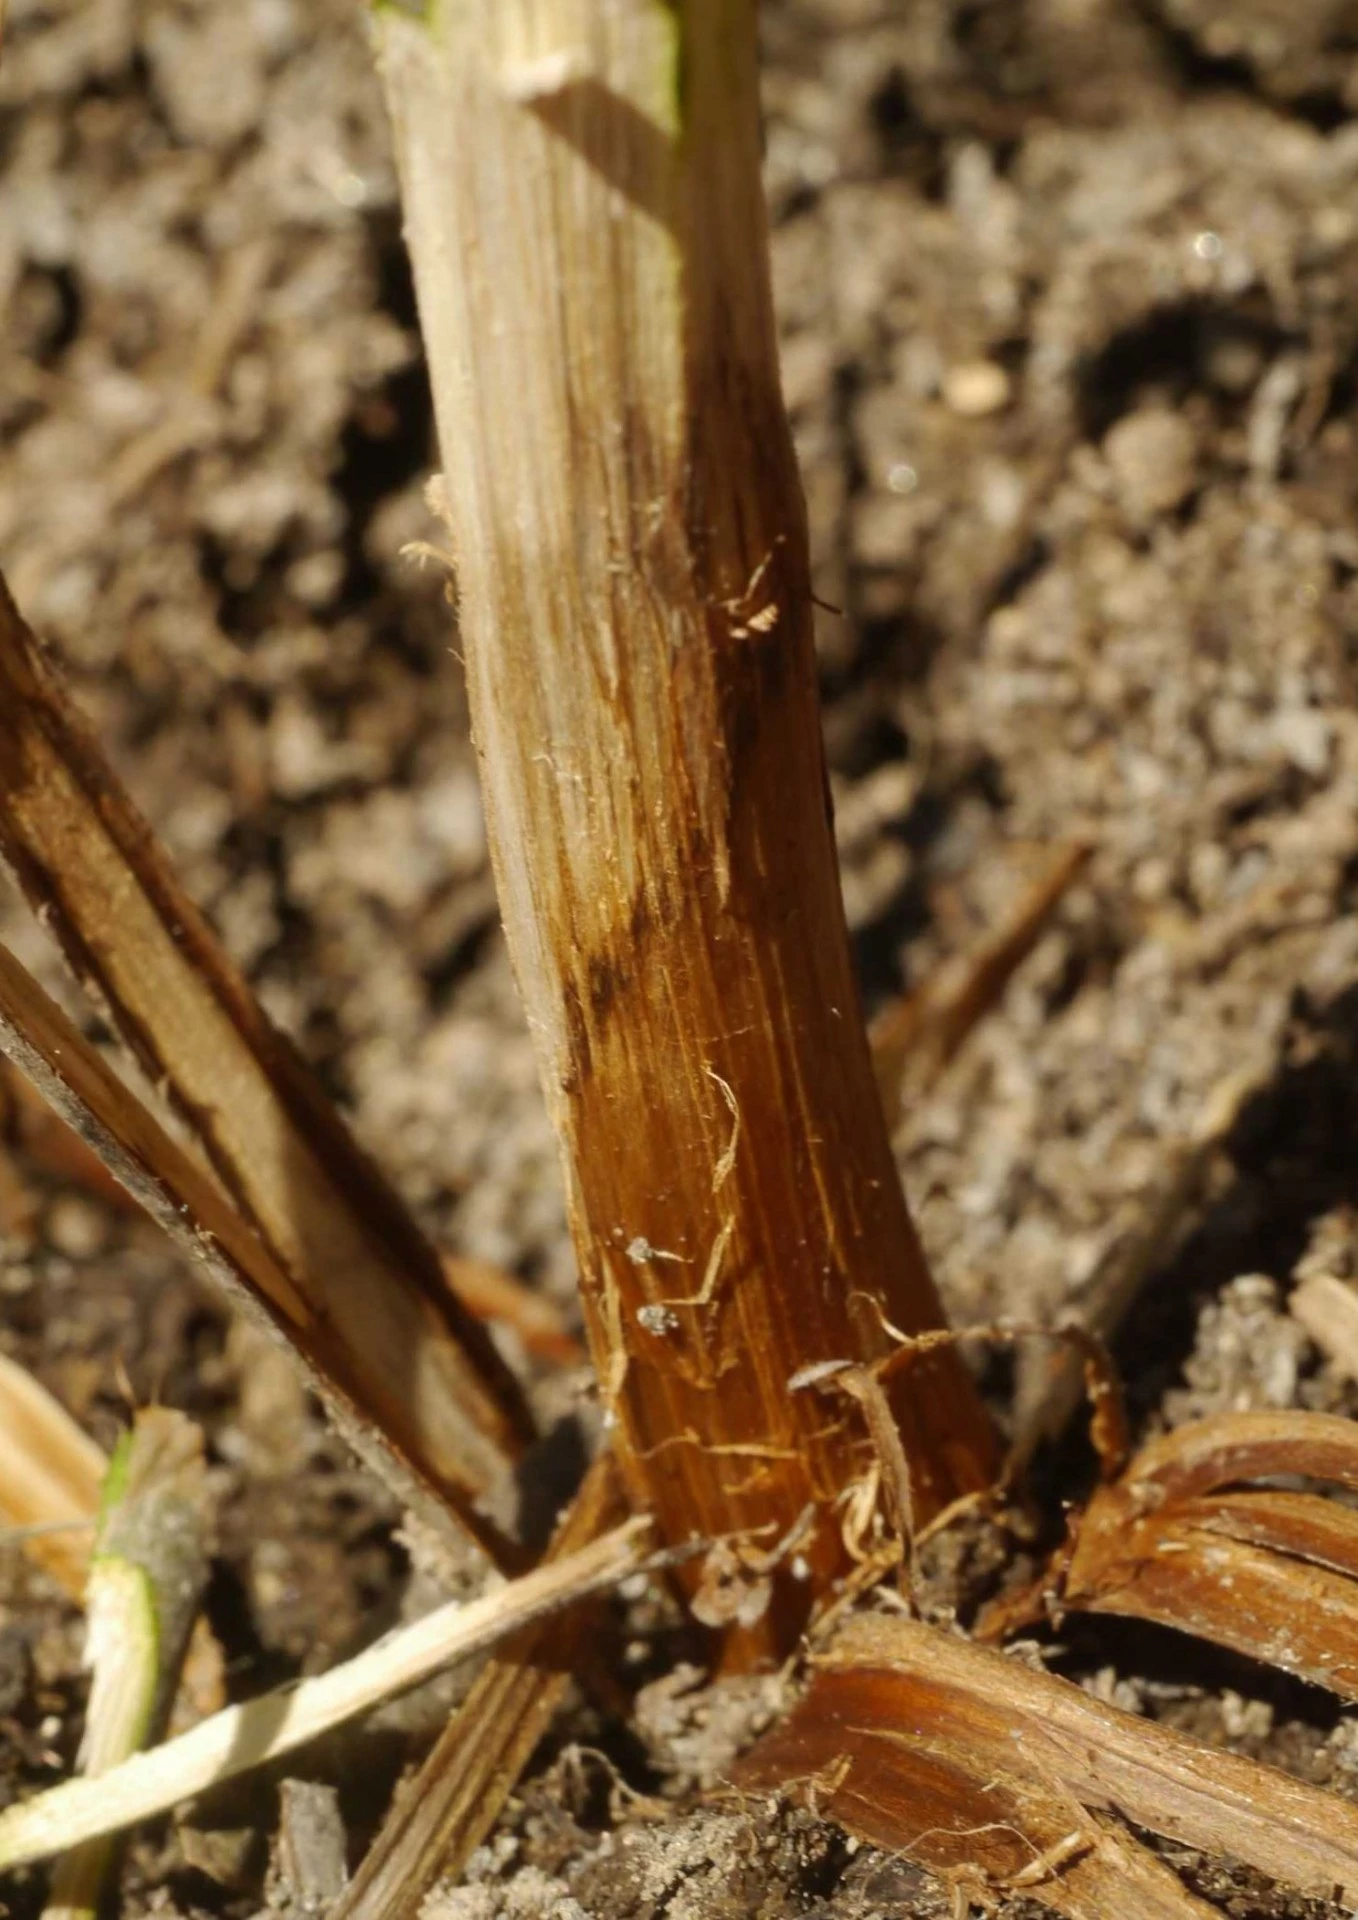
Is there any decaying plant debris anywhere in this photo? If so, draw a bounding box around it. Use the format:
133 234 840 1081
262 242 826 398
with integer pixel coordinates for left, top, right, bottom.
0 575 530 1555
986 1409 1358 1703
0 1513 654 1875
739 1613 1358 1918
11 2 1358 1919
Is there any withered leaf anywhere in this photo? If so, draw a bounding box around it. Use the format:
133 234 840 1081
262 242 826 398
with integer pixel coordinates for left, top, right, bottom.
0 573 529 1550
738 1613 1358 1914
1055 1412 1358 1701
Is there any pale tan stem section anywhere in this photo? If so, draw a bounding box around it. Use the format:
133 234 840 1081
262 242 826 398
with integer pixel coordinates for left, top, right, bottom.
0 1354 225 1724
375 0 995 1639
45 1410 212 1920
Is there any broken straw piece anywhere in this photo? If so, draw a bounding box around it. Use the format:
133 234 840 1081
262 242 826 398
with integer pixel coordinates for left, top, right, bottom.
328 1454 627 1920
0 1518 651 1873
1039 1410 1358 1701
0 569 530 1540
0 1351 103 1598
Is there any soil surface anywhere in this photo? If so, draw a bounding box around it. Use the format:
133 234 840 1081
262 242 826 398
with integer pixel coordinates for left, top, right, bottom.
5 1 1358 1915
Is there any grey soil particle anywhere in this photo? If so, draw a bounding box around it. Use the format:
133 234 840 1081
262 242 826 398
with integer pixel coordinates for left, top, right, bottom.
1103 405 1201 523
632 1665 792 1793
1164 1272 1313 1424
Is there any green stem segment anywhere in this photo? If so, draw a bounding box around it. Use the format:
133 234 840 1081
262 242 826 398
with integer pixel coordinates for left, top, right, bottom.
43 1411 210 1920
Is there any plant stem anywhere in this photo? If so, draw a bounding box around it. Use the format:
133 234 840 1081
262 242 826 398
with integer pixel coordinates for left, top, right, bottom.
44 1410 211 1920
374 0 996 1645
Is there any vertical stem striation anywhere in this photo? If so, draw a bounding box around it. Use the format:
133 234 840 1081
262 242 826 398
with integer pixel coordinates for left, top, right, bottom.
376 0 996 1643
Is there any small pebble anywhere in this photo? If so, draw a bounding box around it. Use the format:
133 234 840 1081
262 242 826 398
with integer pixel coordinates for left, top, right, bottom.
44 1195 109 1261
941 360 1011 417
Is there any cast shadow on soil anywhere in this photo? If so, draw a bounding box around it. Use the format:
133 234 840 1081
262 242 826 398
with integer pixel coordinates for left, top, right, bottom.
1075 295 1295 443
1014 972 1358 1578
1111 977 1358 1426
1049 1606 1348 1744
1003 980 1358 1744
847 741 1009 1011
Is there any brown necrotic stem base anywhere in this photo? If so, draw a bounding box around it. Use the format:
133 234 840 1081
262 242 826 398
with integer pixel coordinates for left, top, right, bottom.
375 0 996 1646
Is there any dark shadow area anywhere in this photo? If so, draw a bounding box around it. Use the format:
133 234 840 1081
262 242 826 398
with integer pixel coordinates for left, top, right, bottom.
330 212 437 634
847 745 1010 1010
1047 1608 1346 1738
1077 297 1295 441
1133 0 1358 127
1114 979 1358 1428
1007 977 1358 1544
1129 0 1262 96
12 263 82 367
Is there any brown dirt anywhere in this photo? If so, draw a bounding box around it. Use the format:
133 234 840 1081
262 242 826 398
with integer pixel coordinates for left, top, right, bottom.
6 0 1358 1914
